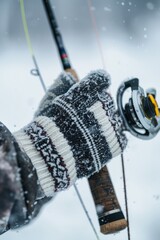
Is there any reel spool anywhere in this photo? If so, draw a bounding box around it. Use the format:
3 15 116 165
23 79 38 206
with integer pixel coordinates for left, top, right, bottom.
117 78 160 139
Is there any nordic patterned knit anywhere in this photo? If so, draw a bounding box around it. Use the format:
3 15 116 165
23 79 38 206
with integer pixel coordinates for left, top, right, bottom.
14 70 127 198
0 72 77 235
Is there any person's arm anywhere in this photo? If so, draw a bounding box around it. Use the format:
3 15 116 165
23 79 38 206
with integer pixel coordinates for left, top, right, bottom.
0 72 76 234
0 70 127 234
0 122 21 234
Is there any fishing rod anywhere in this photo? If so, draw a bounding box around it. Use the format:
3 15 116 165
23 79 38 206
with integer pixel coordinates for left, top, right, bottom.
42 2 160 240
19 1 101 239
117 77 160 240
20 1 160 239
118 79 160 239
42 0 127 236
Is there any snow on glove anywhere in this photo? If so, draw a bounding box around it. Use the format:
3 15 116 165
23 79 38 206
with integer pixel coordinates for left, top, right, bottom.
35 71 77 117
14 70 127 198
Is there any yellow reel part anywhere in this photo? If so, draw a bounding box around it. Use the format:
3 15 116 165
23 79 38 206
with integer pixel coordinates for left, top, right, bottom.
148 94 160 117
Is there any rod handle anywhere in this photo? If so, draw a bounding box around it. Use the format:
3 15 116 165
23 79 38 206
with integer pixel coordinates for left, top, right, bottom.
88 166 127 234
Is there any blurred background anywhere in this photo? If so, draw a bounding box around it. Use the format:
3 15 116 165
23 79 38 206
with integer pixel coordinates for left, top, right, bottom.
0 0 160 239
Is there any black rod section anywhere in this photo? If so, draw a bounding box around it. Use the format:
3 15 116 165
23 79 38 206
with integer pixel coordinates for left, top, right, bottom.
42 0 71 70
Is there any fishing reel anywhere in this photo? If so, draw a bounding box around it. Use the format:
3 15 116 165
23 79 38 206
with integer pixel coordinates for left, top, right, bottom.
117 78 160 139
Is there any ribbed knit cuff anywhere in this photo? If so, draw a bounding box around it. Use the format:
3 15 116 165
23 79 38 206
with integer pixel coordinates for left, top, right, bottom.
14 116 77 197
89 101 122 158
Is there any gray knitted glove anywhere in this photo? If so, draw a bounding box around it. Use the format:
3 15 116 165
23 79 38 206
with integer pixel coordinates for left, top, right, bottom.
14 70 127 197
0 72 77 234
35 71 77 117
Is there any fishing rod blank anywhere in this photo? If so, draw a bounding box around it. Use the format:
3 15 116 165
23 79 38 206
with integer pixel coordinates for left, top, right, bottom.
42 0 127 235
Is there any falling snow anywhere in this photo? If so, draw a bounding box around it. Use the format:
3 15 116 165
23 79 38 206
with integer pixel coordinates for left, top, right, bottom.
1 1 160 240
146 2 155 10
104 6 112 12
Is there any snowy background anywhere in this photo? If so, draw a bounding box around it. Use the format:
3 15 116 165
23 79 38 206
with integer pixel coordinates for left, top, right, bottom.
1 0 160 239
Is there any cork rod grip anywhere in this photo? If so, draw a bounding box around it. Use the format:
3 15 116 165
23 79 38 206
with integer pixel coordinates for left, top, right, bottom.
88 166 127 234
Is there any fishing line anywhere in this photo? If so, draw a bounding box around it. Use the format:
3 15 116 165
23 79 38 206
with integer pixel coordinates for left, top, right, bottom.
87 1 131 239
20 0 46 92
87 0 106 70
121 153 131 240
19 1 100 239
74 184 101 240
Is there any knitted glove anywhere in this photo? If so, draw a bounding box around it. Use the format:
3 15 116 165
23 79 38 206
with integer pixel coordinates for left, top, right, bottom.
0 72 77 234
14 70 127 197
35 71 77 116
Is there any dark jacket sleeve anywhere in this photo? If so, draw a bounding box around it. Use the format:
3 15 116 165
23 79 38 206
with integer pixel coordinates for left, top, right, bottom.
0 122 52 235
0 73 77 235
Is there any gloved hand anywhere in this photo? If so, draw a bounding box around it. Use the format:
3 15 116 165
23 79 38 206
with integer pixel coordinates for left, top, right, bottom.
0 71 78 235
14 70 127 198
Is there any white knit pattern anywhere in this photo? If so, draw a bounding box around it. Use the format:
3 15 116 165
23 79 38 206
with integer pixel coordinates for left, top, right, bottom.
89 101 121 158
35 116 77 186
55 98 102 171
14 129 55 197
14 116 77 197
